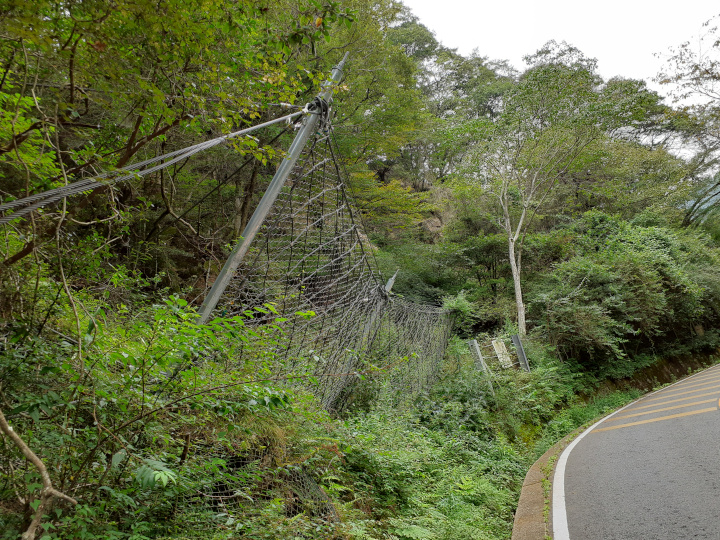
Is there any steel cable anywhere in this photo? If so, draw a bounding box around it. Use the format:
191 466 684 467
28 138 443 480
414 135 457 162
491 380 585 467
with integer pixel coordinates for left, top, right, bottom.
0 111 303 225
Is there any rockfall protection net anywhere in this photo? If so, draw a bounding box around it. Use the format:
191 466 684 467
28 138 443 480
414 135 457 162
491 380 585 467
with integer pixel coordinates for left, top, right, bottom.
167 127 453 529
215 129 453 412
0 116 452 532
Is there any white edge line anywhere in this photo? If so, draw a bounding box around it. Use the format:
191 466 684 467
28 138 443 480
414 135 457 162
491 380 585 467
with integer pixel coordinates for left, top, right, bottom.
551 365 720 540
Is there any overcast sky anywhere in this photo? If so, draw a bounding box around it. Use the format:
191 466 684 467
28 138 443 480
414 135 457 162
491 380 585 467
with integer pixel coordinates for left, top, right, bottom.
401 0 718 98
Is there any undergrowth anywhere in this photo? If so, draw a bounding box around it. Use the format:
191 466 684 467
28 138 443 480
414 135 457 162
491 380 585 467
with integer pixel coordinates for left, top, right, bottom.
0 298 701 540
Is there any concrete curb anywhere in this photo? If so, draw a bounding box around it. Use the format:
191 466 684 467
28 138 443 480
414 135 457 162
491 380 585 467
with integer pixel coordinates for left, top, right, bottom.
511 425 586 540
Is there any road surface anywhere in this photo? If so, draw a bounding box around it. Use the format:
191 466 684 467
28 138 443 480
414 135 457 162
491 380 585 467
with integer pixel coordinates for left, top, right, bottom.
553 363 720 540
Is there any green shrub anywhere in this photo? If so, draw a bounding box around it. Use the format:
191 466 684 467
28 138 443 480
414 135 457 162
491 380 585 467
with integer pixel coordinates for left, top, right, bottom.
530 211 720 377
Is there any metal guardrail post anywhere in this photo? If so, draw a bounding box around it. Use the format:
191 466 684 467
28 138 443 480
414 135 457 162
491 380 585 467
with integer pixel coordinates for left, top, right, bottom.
468 339 495 397
197 53 349 323
512 334 530 372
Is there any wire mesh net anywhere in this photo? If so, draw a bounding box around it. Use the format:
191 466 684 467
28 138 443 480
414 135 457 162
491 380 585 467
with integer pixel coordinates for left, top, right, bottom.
215 130 453 411
158 126 453 531
0 117 452 535
174 445 341 530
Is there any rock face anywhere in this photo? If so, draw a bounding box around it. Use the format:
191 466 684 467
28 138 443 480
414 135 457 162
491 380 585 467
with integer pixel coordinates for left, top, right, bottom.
421 215 443 241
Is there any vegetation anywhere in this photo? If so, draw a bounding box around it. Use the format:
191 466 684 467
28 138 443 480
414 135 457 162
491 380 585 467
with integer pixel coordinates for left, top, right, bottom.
2 2 720 539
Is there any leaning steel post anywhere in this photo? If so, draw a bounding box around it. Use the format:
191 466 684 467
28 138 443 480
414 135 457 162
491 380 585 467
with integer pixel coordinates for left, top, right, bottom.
197 53 349 324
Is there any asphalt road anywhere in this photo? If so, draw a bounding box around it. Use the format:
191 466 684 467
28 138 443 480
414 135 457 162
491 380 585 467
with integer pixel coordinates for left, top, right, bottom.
555 364 720 540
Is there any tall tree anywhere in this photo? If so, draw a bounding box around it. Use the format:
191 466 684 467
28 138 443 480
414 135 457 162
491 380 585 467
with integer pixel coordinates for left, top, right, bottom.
658 14 720 226
464 42 664 334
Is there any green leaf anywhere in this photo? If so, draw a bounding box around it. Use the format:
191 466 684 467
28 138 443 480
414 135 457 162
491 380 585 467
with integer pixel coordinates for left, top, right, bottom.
393 524 436 539
134 465 156 489
111 450 126 468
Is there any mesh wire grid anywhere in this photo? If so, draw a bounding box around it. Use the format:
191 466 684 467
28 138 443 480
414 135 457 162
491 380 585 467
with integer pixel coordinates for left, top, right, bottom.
216 132 453 411
0 123 453 531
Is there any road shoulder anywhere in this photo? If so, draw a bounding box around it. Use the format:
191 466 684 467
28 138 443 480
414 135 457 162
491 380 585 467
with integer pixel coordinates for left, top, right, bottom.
511 424 587 540
513 362 720 540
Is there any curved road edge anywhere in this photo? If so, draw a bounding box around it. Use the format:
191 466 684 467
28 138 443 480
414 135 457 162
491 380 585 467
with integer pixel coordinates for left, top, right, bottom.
511 422 587 539
511 365 719 540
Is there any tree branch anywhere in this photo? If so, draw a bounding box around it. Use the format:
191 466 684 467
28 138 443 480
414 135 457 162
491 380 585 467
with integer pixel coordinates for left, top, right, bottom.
0 408 78 540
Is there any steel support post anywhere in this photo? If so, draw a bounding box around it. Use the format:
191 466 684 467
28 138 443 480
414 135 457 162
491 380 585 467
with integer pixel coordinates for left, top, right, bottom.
197 53 349 323
468 339 495 397
512 334 530 372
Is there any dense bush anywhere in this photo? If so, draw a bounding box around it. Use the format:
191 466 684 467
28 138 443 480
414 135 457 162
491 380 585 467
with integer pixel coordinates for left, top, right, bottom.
0 298 346 539
530 211 720 377
0 292 645 540
334 339 642 540
340 410 522 540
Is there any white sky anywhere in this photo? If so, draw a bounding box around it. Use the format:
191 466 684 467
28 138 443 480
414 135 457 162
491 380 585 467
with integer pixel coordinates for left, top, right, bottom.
401 0 719 99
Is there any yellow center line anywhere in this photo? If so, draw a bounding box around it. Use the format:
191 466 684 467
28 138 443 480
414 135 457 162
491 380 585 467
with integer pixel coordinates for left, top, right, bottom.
623 390 720 411
678 368 720 379
637 382 720 403
604 398 717 423
593 407 718 433
681 367 720 379
688 368 720 378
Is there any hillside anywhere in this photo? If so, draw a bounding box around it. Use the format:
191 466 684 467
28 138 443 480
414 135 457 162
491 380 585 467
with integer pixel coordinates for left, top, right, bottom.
1 2 720 539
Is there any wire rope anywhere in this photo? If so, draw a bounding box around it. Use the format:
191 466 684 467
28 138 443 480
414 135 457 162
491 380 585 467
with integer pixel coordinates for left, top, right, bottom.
0 111 304 225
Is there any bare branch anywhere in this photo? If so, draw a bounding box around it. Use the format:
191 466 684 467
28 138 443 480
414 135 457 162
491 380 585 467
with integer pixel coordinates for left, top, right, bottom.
0 408 78 540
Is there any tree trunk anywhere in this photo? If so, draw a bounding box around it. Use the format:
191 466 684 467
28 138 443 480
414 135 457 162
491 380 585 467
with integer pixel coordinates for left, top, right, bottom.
508 237 527 335
234 159 261 237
